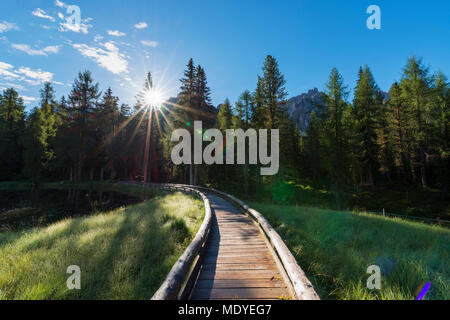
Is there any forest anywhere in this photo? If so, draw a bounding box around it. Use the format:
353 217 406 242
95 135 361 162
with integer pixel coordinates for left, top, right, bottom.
1 55 449 217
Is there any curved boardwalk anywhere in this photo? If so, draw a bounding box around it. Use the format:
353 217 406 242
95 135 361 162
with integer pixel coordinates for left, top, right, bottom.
190 193 291 300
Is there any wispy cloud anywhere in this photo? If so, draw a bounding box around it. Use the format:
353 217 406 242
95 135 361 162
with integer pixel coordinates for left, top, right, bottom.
16 67 54 85
59 19 91 34
56 3 92 34
108 30 126 37
71 41 129 75
0 82 25 90
11 43 62 56
55 0 65 8
0 21 19 33
0 61 54 86
0 62 20 79
134 22 148 29
32 8 55 21
141 40 158 48
21 96 39 103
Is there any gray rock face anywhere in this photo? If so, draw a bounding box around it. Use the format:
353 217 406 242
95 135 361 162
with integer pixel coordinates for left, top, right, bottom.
284 88 322 133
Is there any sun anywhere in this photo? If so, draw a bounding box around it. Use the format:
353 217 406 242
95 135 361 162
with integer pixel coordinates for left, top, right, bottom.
143 88 165 108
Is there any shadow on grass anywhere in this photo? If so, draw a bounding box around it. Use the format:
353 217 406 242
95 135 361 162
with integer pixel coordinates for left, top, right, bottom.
249 202 450 300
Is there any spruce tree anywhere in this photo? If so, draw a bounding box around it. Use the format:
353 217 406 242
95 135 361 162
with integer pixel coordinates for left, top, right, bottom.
352 66 380 185
0 88 25 179
400 57 431 187
320 68 349 208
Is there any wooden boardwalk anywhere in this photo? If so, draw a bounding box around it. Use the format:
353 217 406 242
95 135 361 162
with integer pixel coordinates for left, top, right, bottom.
190 193 291 300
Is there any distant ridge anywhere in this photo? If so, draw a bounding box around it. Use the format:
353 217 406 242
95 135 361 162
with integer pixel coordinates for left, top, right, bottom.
284 88 322 133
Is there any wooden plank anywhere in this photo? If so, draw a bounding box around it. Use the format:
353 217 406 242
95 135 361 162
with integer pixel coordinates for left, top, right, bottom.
203 251 272 259
203 257 274 264
198 270 282 280
188 192 292 300
201 263 278 271
195 279 286 289
191 288 289 300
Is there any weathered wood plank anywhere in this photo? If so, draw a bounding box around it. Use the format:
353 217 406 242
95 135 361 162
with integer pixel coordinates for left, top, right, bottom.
191 288 290 300
195 279 286 289
198 270 282 280
189 193 291 300
201 263 278 271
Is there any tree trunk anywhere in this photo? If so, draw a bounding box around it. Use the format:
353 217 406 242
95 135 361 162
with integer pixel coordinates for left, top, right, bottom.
193 165 198 186
244 163 249 198
189 164 194 185
420 145 428 188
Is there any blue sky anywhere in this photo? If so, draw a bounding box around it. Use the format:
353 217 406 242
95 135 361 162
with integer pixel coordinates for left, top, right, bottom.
0 0 449 110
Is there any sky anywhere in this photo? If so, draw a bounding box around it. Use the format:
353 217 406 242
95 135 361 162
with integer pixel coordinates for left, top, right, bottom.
0 0 449 111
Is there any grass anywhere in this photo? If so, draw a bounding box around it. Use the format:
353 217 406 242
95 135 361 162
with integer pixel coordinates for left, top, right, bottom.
0 191 204 299
248 202 450 300
252 180 450 221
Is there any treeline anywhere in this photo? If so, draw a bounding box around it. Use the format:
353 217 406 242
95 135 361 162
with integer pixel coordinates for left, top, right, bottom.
0 55 449 206
301 57 450 206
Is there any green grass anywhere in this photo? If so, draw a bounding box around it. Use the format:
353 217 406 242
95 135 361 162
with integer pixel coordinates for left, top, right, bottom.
249 202 450 300
0 192 204 300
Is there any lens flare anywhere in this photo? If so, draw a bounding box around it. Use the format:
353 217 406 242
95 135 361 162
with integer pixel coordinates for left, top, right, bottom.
143 89 164 108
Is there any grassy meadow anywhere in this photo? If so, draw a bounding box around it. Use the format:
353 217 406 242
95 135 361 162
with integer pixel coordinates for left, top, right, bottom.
0 190 204 299
249 202 449 300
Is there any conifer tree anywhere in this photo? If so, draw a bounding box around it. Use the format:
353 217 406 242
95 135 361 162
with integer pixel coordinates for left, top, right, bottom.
320 68 349 208
352 66 380 185
400 57 431 187
0 88 25 179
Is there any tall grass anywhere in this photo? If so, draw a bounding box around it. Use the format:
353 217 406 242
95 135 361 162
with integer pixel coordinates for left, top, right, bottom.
0 192 204 299
249 202 449 300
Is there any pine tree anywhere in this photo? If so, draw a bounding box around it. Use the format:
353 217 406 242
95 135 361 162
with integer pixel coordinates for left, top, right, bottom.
217 98 233 131
305 110 322 180
386 82 413 182
431 71 450 188
320 68 349 208
195 65 212 106
67 71 101 183
352 66 380 185
22 108 47 188
39 82 58 176
234 91 253 197
400 57 431 187
259 55 288 128
0 88 25 179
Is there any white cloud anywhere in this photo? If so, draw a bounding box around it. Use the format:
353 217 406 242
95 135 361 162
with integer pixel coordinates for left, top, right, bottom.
141 40 158 48
0 61 55 86
59 21 90 34
0 21 19 33
55 0 65 8
72 41 129 75
108 30 126 37
21 96 39 103
16 67 54 84
0 82 24 90
0 62 19 79
11 43 62 56
57 7 92 34
32 8 55 21
94 34 103 42
134 22 148 29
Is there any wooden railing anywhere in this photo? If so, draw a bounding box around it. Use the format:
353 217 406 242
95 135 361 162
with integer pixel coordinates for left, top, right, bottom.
121 182 319 300
121 182 213 300
193 186 320 300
